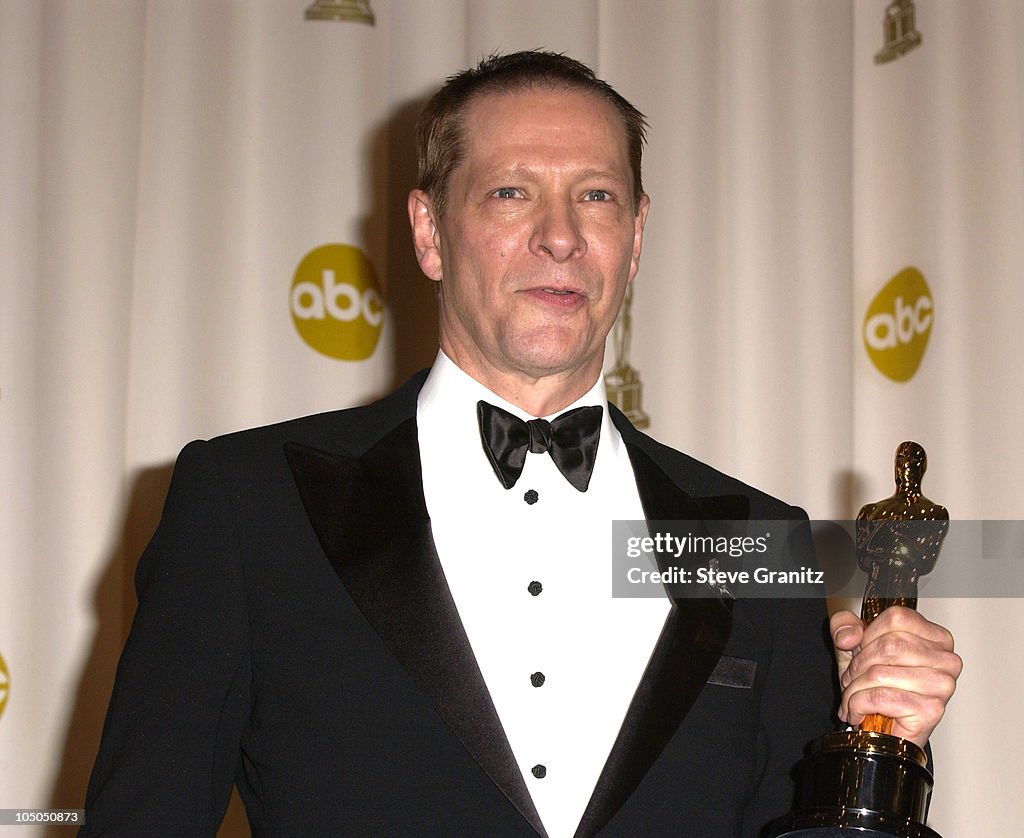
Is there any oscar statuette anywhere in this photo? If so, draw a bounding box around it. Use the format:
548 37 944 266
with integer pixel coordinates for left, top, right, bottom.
770 441 948 837
604 285 649 428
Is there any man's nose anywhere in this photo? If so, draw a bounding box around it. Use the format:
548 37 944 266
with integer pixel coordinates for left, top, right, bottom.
529 200 587 262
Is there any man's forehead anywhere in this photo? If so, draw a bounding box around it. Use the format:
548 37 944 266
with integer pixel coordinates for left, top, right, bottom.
458 86 630 168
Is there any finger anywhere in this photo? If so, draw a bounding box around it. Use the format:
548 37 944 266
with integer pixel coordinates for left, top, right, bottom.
860 606 956 652
830 610 864 685
841 667 959 746
830 609 864 654
845 662 960 709
843 633 963 685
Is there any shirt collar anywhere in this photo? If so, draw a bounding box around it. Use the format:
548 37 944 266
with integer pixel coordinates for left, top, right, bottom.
417 350 624 487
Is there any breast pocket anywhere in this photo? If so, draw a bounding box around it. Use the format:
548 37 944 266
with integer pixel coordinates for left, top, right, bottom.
706 655 757 689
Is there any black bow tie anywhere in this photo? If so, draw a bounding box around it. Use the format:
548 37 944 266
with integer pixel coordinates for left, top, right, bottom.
476 400 602 492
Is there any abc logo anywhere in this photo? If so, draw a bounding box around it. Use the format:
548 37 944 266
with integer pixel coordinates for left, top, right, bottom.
290 244 383 361
863 267 933 382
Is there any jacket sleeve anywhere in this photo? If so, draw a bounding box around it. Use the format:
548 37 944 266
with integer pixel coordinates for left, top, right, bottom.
81 440 251 836
742 516 839 836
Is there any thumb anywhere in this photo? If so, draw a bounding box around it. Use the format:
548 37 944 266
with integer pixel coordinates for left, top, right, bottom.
830 609 863 652
830 610 863 682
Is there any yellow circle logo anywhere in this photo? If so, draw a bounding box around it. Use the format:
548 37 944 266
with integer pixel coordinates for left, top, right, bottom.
290 244 384 360
863 266 933 382
0 651 9 720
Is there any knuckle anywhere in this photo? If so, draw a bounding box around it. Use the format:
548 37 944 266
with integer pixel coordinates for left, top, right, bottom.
861 663 885 683
937 671 958 699
864 685 899 711
920 694 947 723
935 623 955 649
883 685 915 713
881 605 917 631
886 606 912 625
877 633 913 661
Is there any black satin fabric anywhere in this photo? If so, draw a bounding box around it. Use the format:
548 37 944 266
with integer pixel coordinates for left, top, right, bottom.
477 400 602 491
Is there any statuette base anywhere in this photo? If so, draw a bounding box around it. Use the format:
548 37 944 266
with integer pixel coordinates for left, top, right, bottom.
769 730 939 838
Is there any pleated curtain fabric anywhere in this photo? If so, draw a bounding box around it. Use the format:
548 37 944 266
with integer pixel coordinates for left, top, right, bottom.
1 2 1020 834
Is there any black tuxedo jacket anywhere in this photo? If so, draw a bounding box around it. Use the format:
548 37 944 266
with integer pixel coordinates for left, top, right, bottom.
82 373 835 837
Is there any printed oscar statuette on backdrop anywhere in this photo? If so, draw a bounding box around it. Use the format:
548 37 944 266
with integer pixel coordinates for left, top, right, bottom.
604 285 649 428
770 441 948 838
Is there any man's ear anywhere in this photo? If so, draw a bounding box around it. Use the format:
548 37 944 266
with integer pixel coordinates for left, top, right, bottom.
408 189 443 282
628 192 650 284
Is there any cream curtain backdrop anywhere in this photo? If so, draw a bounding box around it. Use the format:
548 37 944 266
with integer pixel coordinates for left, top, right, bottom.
1 1 1019 835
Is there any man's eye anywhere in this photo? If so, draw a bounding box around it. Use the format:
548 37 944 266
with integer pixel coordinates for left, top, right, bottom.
584 190 611 201
493 187 519 199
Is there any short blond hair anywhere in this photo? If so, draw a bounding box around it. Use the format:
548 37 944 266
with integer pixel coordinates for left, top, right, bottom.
415 50 648 216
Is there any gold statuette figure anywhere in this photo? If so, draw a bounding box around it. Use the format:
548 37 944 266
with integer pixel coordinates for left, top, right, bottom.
770 441 947 838
857 441 948 736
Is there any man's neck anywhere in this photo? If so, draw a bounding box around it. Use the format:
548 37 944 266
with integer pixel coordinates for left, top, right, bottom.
486 376 599 417
439 347 603 418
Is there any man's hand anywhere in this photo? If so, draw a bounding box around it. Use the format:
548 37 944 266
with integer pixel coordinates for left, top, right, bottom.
831 606 962 748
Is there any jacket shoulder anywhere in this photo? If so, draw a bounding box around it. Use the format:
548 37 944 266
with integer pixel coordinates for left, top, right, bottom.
201 370 427 460
611 406 803 520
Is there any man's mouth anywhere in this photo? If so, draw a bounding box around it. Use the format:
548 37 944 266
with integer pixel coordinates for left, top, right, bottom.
523 285 586 308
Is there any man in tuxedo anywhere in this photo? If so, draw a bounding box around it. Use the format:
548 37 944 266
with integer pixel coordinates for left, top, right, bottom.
82 51 960 837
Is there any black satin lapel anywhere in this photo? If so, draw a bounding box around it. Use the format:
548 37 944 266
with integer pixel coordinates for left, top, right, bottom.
574 442 743 838
284 419 545 837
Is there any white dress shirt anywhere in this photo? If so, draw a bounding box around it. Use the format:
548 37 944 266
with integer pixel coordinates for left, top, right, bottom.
418 352 670 838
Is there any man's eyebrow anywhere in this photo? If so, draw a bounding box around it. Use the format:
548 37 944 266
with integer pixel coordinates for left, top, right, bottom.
476 166 539 182
575 168 629 185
